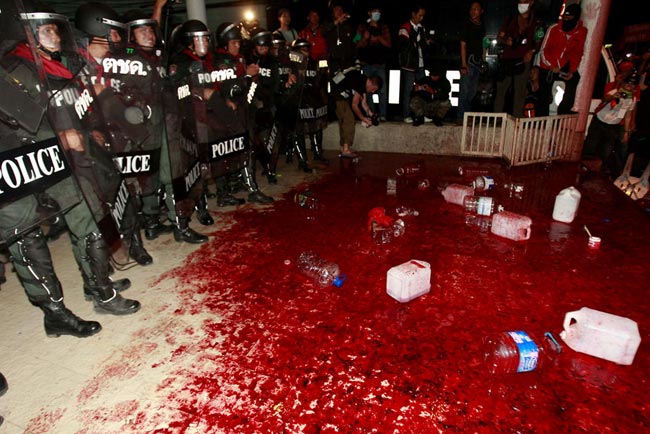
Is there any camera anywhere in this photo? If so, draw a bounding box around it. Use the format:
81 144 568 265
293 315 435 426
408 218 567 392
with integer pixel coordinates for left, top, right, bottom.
371 113 380 126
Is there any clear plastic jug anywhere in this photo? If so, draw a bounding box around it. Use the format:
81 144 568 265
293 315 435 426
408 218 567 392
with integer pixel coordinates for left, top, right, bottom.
560 307 641 365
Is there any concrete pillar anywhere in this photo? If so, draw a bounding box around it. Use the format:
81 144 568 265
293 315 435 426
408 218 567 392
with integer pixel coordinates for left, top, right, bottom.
186 0 207 25
574 0 611 134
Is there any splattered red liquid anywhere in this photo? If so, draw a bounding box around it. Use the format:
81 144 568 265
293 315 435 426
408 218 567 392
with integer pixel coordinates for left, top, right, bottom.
145 155 649 432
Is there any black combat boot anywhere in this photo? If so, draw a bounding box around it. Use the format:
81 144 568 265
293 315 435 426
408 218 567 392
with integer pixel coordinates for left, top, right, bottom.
173 218 208 244
82 232 141 315
12 230 101 337
195 193 214 226
87 285 141 315
83 277 131 301
310 131 329 164
143 214 173 240
129 225 153 266
241 166 274 204
37 299 102 337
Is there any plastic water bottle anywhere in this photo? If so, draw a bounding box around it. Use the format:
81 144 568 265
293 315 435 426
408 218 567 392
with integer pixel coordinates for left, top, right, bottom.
463 196 504 216
395 206 419 217
458 166 490 180
465 214 492 232
471 175 495 191
371 219 405 244
294 191 320 210
441 184 475 206
483 331 562 374
296 251 345 287
395 162 423 177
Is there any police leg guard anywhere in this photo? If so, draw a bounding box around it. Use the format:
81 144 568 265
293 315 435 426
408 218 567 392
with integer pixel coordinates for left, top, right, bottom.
216 176 246 207
82 233 141 315
128 216 153 266
194 193 214 226
242 166 274 204
12 230 102 338
294 135 312 173
173 217 208 244
311 130 329 164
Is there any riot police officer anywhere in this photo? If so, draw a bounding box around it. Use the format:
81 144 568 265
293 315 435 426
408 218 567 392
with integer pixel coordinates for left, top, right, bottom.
74 2 155 265
247 28 281 184
292 38 329 165
122 11 207 244
213 22 273 204
0 2 139 338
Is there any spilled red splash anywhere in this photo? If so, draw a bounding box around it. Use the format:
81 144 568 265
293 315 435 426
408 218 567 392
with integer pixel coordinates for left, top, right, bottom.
144 155 649 431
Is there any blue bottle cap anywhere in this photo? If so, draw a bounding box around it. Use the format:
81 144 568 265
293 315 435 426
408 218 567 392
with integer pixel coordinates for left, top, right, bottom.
332 275 347 287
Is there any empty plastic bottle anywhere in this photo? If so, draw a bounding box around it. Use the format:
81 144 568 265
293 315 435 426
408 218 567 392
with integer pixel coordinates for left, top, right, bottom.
371 219 405 245
294 191 320 210
458 165 490 179
463 196 504 216
483 331 562 374
395 206 419 217
396 162 423 177
296 251 345 287
465 214 492 232
471 175 495 191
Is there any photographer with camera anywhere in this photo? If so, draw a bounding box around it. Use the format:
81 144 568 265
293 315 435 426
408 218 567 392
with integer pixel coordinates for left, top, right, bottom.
334 70 382 158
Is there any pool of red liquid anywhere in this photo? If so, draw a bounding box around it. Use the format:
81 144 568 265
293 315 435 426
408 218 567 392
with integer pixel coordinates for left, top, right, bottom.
161 154 649 432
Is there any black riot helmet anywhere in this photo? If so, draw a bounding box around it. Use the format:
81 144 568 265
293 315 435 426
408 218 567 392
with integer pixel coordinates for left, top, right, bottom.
250 28 272 47
75 2 125 42
271 30 285 47
292 38 310 51
216 22 241 48
123 10 161 52
18 2 65 61
180 19 210 57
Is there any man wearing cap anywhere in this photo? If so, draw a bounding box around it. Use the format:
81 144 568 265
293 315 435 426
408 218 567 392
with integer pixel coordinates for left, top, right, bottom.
536 3 587 116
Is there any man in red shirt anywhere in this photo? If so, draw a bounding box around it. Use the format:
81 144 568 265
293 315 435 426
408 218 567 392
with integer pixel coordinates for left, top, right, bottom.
298 9 328 62
536 3 587 116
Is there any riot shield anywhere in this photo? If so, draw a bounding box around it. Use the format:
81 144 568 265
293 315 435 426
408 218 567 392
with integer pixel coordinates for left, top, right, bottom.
164 54 206 213
15 5 127 258
297 58 328 135
0 2 82 244
102 18 166 197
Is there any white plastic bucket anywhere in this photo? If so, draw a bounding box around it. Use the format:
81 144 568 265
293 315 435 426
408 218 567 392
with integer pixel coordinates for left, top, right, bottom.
553 186 581 223
560 307 641 365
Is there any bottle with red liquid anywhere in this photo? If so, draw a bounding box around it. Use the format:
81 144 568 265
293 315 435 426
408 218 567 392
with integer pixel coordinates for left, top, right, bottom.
483 331 561 374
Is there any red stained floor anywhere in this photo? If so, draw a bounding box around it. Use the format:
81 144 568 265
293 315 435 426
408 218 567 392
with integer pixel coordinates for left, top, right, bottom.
156 154 649 433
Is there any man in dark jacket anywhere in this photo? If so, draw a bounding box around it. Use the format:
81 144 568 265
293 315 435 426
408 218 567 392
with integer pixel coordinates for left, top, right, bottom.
398 4 429 122
410 67 451 126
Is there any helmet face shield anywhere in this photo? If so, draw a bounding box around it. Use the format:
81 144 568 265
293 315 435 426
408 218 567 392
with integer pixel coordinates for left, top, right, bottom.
19 12 84 68
190 32 210 57
127 19 162 53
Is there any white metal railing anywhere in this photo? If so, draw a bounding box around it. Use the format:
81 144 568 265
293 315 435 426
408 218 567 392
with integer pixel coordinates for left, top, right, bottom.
460 112 579 166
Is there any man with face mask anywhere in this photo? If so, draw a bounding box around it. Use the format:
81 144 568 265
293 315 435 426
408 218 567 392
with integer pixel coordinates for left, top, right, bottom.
356 4 391 121
494 0 542 117
536 3 587 116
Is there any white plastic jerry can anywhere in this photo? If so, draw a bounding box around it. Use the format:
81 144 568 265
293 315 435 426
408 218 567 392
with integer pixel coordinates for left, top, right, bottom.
386 260 431 303
491 211 532 241
441 184 475 206
560 307 642 365
553 186 581 223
